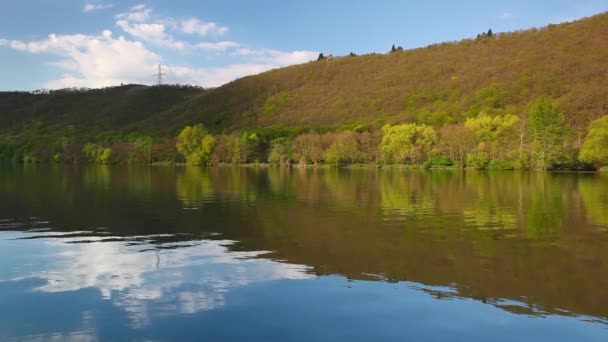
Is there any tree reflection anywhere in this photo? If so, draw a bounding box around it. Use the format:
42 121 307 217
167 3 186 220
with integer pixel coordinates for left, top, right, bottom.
579 174 608 228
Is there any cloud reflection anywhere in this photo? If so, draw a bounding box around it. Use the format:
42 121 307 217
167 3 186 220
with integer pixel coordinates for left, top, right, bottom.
7 233 314 329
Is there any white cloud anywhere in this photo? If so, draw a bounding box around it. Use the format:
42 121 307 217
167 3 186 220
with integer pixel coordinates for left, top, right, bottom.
232 48 318 66
0 4 317 89
131 4 146 11
501 12 514 19
116 20 185 50
115 4 151 22
83 2 113 13
194 41 239 51
2 31 161 88
1 30 315 89
181 18 228 36
11 234 313 328
167 49 317 87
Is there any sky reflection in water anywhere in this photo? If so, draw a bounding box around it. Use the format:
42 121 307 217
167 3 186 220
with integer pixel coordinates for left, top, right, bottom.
0 166 607 341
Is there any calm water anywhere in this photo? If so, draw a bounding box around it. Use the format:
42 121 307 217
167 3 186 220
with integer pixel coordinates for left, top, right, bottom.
0 165 607 341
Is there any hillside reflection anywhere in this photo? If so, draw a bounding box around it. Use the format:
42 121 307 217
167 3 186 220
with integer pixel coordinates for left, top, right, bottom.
0 165 607 322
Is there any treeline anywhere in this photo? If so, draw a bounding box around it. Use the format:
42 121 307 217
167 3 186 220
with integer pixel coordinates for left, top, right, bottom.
2 97 606 171
173 97 607 170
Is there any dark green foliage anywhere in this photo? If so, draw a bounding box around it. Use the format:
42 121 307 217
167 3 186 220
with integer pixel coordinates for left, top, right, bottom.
527 97 567 170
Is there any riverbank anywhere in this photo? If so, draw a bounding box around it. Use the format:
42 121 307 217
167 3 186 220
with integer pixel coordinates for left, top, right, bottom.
154 162 608 172
4 159 606 172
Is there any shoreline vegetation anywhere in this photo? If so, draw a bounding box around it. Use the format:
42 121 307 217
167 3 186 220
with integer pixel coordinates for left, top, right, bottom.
2 97 606 172
1 15 607 171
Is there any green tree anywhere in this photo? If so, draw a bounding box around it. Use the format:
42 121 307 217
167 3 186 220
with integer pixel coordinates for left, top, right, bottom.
83 144 114 164
380 124 438 164
579 115 608 167
176 124 217 165
465 112 519 161
130 136 154 164
527 97 567 170
324 132 360 165
268 137 292 165
99 148 113 164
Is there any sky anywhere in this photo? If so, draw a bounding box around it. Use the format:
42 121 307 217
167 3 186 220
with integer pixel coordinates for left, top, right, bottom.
0 0 607 90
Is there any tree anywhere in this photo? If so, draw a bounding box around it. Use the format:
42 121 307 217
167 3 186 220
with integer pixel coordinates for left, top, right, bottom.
579 115 608 167
317 53 324 61
131 136 154 164
292 132 325 164
380 124 438 164
99 148 113 164
268 137 292 165
465 112 519 160
324 132 360 165
439 124 476 166
487 29 494 37
390 44 397 53
176 124 217 165
527 97 567 170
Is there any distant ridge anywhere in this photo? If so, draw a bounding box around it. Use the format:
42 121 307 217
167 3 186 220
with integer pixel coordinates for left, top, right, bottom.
1 12 607 139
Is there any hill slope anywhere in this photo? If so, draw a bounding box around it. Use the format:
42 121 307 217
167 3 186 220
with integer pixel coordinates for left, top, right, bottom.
1 13 608 140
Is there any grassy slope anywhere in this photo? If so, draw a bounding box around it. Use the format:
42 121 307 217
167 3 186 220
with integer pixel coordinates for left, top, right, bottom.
1 13 608 139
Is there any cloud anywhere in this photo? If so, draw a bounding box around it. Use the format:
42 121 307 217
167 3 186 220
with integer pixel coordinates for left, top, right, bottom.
115 4 151 22
1 31 161 88
167 49 317 87
130 4 146 11
114 5 226 51
194 41 239 51
1 30 316 89
232 48 318 66
181 18 228 36
83 2 113 13
12 234 313 328
0 4 317 89
116 20 186 50
501 12 514 19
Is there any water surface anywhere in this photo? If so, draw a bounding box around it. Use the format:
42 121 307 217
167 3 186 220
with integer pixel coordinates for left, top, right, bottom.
0 165 607 341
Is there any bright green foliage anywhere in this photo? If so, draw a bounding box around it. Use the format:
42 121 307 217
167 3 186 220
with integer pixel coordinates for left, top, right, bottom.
130 136 154 164
83 144 114 164
229 132 259 164
380 124 438 164
579 115 608 167
465 112 520 163
268 138 292 165
465 113 519 144
467 151 490 169
177 125 217 165
527 97 567 170
99 148 113 164
53 153 63 163
324 132 360 165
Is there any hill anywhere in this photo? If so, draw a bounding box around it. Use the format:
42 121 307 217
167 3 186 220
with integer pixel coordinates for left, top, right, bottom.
153 12 608 137
1 12 607 168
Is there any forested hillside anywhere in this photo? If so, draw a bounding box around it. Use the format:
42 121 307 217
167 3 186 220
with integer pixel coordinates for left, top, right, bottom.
1 12 607 169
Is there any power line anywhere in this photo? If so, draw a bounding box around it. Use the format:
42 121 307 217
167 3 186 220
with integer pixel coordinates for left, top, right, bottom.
153 64 165 85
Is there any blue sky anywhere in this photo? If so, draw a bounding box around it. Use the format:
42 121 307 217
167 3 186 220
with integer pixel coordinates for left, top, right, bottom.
1 0 607 90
